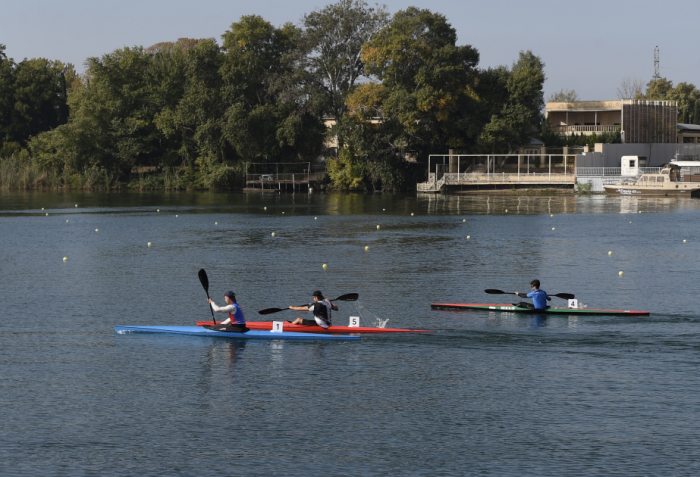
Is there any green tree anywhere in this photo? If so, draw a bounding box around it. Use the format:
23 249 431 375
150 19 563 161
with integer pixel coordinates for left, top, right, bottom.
358 7 480 156
642 77 673 99
667 82 700 124
547 88 578 102
478 51 545 153
302 0 389 121
220 16 325 166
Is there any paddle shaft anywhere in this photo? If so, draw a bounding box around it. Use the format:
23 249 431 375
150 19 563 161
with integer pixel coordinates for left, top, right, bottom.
258 293 358 315
485 289 574 300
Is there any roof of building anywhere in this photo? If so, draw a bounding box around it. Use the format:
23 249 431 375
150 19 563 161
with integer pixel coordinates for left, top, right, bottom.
678 123 700 132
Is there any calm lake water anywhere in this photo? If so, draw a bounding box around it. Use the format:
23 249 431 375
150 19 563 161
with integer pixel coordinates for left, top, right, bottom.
2 190 700 476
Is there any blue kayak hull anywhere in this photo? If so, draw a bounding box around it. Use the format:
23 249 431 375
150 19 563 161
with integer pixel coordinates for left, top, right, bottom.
115 325 360 341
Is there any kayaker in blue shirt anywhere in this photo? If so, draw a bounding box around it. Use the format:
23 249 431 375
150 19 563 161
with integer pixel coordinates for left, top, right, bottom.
516 279 550 310
208 290 248 331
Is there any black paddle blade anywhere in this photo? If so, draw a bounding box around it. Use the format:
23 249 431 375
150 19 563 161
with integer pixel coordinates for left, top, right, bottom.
484 289 507 295
258 307 288 315
553 293 575 300
198 269 209 292
333 293 359 302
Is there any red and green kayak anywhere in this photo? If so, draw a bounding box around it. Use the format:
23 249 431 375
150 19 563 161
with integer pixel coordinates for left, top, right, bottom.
431 303 650 316
196 321 435 334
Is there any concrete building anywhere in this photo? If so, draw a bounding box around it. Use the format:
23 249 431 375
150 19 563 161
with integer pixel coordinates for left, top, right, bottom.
546 99 678 143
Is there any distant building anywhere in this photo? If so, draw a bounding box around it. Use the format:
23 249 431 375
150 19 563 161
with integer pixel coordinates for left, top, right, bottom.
546 100 678 144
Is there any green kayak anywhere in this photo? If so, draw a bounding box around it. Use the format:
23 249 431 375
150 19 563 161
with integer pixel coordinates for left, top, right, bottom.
431 303 650 316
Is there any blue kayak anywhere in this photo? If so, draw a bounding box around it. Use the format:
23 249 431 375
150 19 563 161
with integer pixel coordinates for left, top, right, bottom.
115 325 360 341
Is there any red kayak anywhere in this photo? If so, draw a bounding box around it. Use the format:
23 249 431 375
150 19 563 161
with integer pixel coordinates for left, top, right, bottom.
196 321 435 334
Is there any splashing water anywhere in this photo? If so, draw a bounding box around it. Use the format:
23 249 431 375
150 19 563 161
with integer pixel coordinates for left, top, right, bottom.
354 302 390 328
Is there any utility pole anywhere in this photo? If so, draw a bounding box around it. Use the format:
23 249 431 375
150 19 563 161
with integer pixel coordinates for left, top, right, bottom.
653 46 660 81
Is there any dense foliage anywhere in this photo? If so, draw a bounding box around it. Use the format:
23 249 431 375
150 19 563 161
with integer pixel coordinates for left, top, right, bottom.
1 1 550 191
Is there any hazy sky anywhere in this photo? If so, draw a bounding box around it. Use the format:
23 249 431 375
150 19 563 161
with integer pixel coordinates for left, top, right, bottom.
2 0 699 101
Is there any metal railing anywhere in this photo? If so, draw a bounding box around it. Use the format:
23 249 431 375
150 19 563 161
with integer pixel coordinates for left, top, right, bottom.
247 173 309 182
553 125 620 133
576 167 662 177
443 172 575 184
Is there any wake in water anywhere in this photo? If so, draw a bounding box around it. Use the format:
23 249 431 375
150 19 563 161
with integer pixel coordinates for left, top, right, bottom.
353 302 389 328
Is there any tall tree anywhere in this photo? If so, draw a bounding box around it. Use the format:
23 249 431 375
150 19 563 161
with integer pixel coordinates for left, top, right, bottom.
617 77 644 100
478 51 545 153
220 16 324 166
302 0 389 121
0 44 14 147
357 7 480 156
642 77 673 99
667 82 700 124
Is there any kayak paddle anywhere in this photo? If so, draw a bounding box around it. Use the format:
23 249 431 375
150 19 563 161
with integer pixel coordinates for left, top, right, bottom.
484 289 575 300
258 293 359 315
198 268 217 325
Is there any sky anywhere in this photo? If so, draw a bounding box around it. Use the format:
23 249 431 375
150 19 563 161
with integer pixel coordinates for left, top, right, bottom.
2 0 699 101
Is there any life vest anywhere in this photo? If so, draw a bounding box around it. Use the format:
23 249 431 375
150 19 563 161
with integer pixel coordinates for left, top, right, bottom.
229 304 246 324
312 301 332 326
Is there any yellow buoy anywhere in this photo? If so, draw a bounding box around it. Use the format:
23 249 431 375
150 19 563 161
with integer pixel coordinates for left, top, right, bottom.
383 209 385 211
157 209 160 212
264 207 267 210
411 213 414 216
323 263 327 269
629 221 632 223
376 225 380 229
462 219 466 222
467 235 471 239
75 204 78 207
175 215 178 218
63 257 68 261
95 229 99 232
45 213 49 216
315 217 317 220
550 214 553 217
148 242 152 247
271 232 276 237
66 220 69 223
552 227 555 231
683 239 687 243
608 251 612 255
619 271 624 276
282 212 285 214
365 246 369 250
41 208 44 210
638 211 642 214
215 222 218 225
505 209 508 213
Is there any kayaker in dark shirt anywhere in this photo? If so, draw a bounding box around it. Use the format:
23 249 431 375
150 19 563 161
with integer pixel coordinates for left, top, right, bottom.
515 279 550 310
288 290 338 329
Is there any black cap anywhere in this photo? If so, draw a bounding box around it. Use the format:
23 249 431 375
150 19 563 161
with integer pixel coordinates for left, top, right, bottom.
312 290 324 299
224 290 236 302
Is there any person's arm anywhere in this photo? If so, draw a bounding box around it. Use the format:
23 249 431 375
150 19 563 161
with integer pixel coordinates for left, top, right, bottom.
526 291 535 298
330 301 338 311
289 305 311 312
209 300 235 313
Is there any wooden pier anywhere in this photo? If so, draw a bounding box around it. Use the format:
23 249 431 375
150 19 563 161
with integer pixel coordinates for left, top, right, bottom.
244 162 325 192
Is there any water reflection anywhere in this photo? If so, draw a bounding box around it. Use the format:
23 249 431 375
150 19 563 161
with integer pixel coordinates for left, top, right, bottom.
530 315 547 328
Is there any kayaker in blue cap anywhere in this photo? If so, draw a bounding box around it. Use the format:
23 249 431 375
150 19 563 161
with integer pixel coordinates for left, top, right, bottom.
288 290 338 329
515 279 550 310
208 291 247 330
